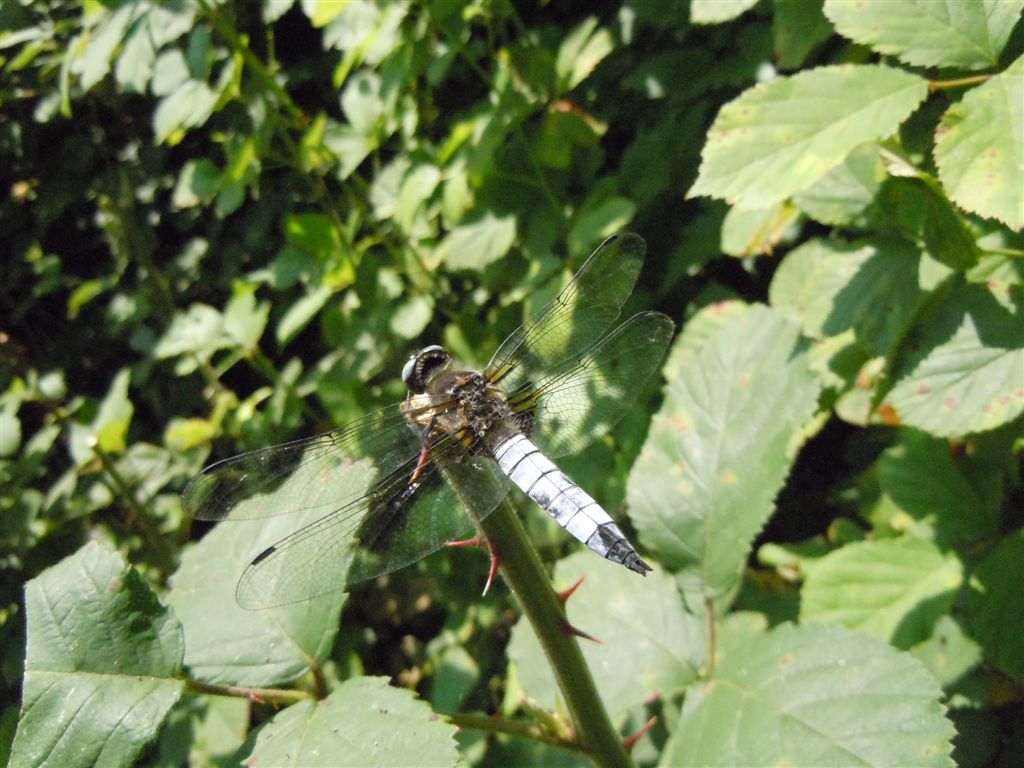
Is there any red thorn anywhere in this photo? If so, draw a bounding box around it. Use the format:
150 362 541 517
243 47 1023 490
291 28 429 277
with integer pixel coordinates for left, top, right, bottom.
248 693 267 705
556 575 587 605
561 618 602 644
482 544 501 596
446 532 484 549
623 716 656 752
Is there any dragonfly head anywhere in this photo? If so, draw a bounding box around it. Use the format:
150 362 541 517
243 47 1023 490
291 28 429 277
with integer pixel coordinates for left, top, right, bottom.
402 345 452 393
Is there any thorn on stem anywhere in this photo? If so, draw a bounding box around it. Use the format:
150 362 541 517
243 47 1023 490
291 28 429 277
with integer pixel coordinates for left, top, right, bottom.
623 716 657 752
556 575 586 605
560 618 602 644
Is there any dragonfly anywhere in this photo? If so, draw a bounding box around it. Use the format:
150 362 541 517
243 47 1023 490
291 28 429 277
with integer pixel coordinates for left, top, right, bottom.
183 233 674 609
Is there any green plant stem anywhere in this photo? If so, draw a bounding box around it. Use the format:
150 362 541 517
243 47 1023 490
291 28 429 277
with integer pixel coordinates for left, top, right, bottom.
478 500 634 768
186 679 312 705
448 712 587 756
929 73 991 91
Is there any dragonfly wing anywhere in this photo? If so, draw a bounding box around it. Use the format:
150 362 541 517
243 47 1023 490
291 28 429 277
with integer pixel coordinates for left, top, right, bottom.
230 434 509 609
183 401 436 523
485 233 647 392
511 311 674 458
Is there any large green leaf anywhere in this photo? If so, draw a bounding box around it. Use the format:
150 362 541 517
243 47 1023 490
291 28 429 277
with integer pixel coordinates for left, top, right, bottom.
876 429 999 548
627 305 821 602
934 54 1024 232
167 512 344 688
800 537 963 648
662 623 955 767
968 528 1024 683
10 542 184 768
824 0 1023 70
437 212 517 271
882 283 1024 437
689 65 927 209
506 550 705 721
244 677 458 767
769 237 926 356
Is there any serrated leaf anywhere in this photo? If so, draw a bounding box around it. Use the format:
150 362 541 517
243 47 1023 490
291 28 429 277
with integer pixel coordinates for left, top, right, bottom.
246 677 458 767
506 551 705 720
166 512 344 687
769 237 926 356
689 65 928 209
877 429 999 547
968 528 1024 683
911 615 981 690
10 542 184 768
801 537 963 648
438 213 517 271
934 54 1024 232
793 143 884 226
627 305 821 602
691 0 759 25
663 623 955 767
882 283 1024 437
825 0 1023 70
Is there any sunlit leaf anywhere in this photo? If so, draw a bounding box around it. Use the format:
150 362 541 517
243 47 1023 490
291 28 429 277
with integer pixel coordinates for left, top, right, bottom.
507 550 705 720
801 537 963 647
691 0 759 25
438 213 517 271
934 54 1024 232
10 543 184 768
825 0 1023 70
628 305 820 602
882 283 1024 437
166 511 344 687
245 677 457 767
556 17 613 92
663 623 955 767
689 65 928 209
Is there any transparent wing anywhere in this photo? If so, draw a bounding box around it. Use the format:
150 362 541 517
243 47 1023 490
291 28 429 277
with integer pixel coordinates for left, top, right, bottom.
486 233 646 393
507 311 675 458
183 401 437 523
183 399 508 608
232 443 509 609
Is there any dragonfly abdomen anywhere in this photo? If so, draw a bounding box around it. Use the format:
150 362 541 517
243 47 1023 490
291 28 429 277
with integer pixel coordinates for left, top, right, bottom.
492 433 652 576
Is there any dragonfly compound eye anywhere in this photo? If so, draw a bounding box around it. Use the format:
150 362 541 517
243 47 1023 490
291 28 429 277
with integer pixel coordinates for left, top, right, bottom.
402 345 452 392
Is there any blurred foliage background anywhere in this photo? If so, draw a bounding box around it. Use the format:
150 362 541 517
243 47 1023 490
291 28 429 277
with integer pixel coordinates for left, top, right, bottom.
2 1 1023 766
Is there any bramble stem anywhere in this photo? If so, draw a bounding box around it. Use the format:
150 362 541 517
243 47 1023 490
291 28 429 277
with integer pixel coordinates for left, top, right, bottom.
478 500 634 768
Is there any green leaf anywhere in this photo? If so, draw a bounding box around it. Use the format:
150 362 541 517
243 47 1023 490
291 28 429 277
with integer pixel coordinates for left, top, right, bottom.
276 284 333 346
153 79 219 145
882 283 1024 437
720 202 800 257
437 213 517 271
934 54 1024 232
968 528 1024 683
76 3 135 91
223 284 270 349
10 542 184 768
663 623 955 766
555 17 614 91
769 238 926 356
245 677 458 767
691 0 759 25
876 429 999 547
911 615 981 690
568 196 636 256
167 512 344 687
801 537 963 648
154 304 231 366
627 305 821 601
506 550 705 720
773 0 834 71
689 65 928 209
824 0 1023 70
792 143 884 226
